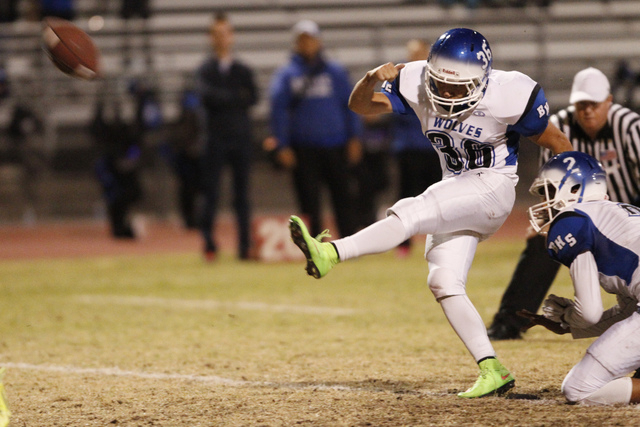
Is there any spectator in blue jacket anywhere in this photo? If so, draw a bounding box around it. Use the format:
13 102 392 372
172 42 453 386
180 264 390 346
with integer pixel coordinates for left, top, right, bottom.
266 20 362 238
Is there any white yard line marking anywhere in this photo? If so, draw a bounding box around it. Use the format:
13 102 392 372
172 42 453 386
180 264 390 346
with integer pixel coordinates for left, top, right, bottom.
72 295 356 316
1 362 356 391
3 362 249 386
2 362 250 386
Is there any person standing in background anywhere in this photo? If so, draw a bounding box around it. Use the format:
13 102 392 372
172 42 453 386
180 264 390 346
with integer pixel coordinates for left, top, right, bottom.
91 100 142 239
266 19 362 238
0 0 19 22
393 39 442 257
165 87 202 230
196 12 258 261
120 0 150 19
353 113 393 229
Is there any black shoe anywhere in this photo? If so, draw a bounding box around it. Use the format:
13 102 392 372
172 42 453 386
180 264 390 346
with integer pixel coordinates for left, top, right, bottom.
487 322 522 341
113 226 136 239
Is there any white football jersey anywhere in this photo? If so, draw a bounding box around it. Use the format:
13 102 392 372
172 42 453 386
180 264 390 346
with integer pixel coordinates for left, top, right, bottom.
383 62 551 185
547 200 640 301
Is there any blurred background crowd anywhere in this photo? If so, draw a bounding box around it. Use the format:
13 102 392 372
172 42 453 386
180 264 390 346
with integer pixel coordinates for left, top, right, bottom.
0 0 639 251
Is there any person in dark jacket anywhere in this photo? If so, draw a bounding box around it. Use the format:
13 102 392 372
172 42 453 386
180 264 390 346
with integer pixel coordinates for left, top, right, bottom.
166 88 201 230
91 101 142 239
196 12 258 261
266 20 363 238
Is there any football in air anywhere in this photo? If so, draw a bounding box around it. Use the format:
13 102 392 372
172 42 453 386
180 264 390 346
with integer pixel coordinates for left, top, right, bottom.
42 17 101 80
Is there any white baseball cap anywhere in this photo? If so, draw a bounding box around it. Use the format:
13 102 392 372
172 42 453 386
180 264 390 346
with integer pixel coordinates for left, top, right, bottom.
569 67 610 104
292 20 320 38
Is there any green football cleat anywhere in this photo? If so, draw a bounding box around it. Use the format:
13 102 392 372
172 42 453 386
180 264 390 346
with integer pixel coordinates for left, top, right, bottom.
457 358 515 398
0 368 10 427
289 215 339 279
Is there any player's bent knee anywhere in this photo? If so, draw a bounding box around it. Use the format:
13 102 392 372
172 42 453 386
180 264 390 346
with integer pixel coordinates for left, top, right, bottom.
563 377 633 405
561 378 584 404
386 196 425 237
561 365 590 403
561 353 634 405
427 266 465 300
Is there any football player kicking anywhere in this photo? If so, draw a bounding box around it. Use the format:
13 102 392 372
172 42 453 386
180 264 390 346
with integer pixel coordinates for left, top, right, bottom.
289 27 572 398
520 151 640 405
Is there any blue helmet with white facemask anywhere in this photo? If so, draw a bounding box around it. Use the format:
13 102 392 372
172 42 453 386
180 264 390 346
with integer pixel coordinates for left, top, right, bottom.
528 151 608 233
425 28 492 119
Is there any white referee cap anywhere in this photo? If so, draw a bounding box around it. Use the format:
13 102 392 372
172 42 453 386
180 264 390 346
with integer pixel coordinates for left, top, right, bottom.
292 20 321 38
569 67 610 104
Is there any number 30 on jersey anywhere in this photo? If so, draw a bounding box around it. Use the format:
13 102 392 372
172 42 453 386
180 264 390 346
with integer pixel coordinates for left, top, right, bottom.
426 130 495 173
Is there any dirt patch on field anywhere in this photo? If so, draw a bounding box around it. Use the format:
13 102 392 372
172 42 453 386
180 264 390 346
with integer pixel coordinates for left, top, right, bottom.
7 368 640 427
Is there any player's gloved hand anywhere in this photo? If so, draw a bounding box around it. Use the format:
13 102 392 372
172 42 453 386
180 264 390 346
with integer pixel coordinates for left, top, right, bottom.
542 294 574 327
517 309 569 335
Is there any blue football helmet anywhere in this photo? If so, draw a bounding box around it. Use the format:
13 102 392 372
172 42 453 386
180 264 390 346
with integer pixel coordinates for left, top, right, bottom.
528 151 608 233
425 28 492 119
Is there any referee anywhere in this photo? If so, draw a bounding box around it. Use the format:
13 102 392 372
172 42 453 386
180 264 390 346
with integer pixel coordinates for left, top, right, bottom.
488 67 640 340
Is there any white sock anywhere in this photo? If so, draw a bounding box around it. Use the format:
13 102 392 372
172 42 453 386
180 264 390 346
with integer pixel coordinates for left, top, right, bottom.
582 377 632 405
333 215 408 261
439 294 496 362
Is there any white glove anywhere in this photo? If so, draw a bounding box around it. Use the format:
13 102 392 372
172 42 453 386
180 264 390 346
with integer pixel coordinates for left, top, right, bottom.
542 294 574 326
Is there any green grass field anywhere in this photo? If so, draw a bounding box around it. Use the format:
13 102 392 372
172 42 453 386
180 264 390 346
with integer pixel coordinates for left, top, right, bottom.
0 237 635 426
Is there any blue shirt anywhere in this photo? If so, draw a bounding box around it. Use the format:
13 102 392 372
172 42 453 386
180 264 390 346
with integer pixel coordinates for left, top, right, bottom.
269 54 362 149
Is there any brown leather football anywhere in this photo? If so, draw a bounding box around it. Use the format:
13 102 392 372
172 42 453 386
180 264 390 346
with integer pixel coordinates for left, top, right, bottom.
42 17 101 80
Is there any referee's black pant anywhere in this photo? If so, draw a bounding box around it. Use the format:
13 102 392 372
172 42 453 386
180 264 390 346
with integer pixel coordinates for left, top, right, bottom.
292 145 358 239
491 234 561 330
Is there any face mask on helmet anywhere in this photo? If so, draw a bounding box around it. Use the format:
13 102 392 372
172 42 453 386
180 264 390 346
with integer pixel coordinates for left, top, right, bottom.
528 152 608 234
425 28 492 119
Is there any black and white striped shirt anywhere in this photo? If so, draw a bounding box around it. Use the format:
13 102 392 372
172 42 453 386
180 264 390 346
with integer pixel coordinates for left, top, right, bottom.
542 103 640 204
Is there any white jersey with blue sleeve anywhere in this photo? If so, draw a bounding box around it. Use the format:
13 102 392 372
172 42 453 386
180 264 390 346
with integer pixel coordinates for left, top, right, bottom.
547 200 640 386
382 61 550 185
546 200 640 302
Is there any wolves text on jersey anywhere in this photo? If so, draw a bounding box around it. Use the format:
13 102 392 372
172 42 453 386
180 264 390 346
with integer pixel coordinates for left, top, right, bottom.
433 117 483 138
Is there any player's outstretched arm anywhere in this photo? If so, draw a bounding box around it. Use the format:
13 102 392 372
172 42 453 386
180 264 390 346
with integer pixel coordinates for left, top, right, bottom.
529 122 573 155
348 62 404 115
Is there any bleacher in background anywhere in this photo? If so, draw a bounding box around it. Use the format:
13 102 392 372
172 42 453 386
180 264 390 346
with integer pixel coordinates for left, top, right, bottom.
1 0 640 222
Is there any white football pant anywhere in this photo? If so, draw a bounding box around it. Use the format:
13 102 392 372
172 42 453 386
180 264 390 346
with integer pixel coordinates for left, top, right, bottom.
562 310 640 404
333 169 515 362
